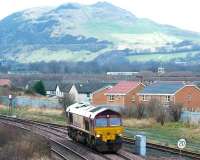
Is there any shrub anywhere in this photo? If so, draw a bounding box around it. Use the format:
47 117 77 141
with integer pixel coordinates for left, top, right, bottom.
24 89 35 95
32 80 46 96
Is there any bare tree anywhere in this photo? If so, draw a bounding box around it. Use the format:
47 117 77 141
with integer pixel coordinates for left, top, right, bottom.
60 93 75 112
146 99 160 118
120 105 137 118
170 103 183 122
136 103 146 119
156 106 167 126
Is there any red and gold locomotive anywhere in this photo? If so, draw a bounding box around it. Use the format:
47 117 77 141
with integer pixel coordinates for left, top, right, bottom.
66 103 123 152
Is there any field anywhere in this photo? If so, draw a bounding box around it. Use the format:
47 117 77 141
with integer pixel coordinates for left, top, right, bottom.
0 106 199 153
11 48 97 63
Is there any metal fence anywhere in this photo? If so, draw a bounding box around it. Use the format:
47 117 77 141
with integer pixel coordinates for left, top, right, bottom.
180 111 200 125
0 96 62 108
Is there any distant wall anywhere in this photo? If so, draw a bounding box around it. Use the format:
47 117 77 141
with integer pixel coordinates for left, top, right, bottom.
0 96 62 108
181 111 200 125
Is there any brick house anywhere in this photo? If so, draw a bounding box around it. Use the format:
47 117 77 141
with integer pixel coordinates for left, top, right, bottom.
0 79 11 87
138 82 200 110
102 81 144 108
91 86 112 106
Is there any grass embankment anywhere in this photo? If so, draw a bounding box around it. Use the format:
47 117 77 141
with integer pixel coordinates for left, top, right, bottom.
0 124 50 159
0 106 66 125
123 118 200 153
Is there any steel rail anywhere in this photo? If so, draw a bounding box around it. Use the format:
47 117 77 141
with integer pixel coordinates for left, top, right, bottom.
123 137 200 160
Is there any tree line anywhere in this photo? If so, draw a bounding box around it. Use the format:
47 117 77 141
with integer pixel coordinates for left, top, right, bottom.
1 59 200 74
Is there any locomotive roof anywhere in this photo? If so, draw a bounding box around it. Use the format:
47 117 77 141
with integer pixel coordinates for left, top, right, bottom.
66 103 118 119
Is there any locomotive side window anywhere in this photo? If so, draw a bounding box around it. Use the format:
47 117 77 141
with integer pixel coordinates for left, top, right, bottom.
69 113 73 123
85 119 89 131
66 112 68 118
109 117 121 126
95 118 108 127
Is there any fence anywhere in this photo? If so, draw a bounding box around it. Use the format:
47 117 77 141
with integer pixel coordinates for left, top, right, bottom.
0 96 62 109
180 111 200 125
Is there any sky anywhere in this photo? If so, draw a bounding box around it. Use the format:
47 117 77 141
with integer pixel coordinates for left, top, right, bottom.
0 0 200 32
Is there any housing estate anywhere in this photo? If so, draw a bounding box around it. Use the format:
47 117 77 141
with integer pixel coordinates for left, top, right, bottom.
138 82 200 110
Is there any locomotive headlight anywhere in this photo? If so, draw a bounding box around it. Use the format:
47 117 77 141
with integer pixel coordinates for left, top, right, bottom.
96 134 101 138
118 133 122 136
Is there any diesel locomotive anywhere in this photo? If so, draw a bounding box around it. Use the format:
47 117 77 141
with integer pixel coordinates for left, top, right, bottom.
66 103 123 152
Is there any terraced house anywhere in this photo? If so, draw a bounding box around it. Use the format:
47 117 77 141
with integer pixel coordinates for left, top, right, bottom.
138 82 200 110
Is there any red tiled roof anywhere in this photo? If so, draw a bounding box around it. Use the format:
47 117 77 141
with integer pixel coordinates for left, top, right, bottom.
106 81 140 94
0 79 11 87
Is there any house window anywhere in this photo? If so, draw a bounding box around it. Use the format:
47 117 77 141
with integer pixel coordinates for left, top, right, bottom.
165 96 170 102
142 95 147 101
132 95 135 102
187 94 192 101
109 95 115 101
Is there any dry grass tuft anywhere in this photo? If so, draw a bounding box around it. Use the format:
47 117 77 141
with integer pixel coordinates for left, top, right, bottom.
27 107 62 115
123 118 156 128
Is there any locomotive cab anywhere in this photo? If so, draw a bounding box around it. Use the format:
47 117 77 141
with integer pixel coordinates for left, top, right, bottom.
93 109 123 152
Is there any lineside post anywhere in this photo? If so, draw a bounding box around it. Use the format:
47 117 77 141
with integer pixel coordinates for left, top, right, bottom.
135 135 146 157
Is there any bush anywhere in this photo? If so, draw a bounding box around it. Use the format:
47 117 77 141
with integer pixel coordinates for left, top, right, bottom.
24 89 35 95
32 80 46 96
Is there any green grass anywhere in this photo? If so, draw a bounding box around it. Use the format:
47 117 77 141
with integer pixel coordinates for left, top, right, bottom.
124 119 200 153
127 51 199 62
9 47 113 63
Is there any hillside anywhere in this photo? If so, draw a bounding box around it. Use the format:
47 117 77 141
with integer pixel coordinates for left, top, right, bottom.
0 2 200 63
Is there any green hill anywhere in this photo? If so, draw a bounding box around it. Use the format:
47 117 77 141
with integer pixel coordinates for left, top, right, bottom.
0 2 200 63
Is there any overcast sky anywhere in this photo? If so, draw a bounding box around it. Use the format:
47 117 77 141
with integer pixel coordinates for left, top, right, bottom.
1 0 200 32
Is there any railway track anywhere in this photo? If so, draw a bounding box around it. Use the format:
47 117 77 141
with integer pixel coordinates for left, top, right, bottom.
0 115 142 160
1 114 199 159
123 137 200 160
29 117 200 160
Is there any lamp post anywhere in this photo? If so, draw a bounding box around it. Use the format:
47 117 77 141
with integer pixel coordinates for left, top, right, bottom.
8 94 12 114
